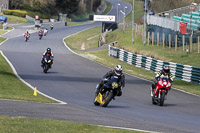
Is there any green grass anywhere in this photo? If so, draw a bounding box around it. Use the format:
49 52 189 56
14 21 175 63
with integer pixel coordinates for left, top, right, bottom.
64 24 200 96
0 116 142 133
121 0 144 23
0 53 56 103
0 37 6 43
106 27 200 67
65 26 101 50
4 14 27 23
102 1 112 15
0 30 7 35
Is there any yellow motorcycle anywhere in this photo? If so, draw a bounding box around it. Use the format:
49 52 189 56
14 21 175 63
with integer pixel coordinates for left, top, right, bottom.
94 76 119 107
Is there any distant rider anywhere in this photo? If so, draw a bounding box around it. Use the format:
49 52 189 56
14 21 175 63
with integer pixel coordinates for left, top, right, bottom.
24 30 30 38
50 24 54 30
38 29 44 36
41 48 54 68
44 28 48 36
151 65 174 95
96 65 125 97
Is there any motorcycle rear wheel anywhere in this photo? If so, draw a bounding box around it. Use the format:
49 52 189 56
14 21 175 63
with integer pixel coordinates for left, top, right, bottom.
102 91 114 107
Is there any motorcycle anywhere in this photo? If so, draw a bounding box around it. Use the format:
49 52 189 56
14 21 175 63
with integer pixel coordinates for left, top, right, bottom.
42 56 52 73
50 25 53 30
39 31 43 40
94 76 120 107
44 29 48 36
151 77 171 106
24 34 30 42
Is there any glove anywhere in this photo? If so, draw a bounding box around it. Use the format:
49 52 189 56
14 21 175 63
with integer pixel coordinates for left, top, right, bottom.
103 78 108 81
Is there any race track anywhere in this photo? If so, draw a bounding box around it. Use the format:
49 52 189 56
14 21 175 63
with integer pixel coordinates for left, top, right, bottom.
0 0 200 133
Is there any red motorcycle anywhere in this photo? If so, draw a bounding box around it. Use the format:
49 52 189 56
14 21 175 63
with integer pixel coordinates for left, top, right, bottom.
24 34 30 42
151 77 172 106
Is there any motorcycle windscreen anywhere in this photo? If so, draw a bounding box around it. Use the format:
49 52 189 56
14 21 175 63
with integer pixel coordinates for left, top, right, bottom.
44 56 51 61
107 76 119 87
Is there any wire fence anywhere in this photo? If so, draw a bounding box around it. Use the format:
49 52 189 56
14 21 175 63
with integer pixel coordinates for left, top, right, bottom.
156 4 200 18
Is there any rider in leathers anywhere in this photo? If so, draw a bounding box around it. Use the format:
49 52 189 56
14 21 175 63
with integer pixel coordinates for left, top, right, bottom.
41 48 54 68
96 65 125 97
151 65 174 95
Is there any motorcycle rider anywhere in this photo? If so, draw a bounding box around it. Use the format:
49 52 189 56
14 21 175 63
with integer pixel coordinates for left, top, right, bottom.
96 65 125 97
44 28 48 36
151 65 174 96
50 24 54 30
24 30 30 39
38 29 44 36
41 48 54 68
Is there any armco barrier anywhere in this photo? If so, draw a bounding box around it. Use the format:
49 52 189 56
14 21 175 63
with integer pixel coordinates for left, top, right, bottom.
109 45 200 85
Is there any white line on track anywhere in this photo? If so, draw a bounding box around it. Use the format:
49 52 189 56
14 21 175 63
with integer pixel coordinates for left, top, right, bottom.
98 125 160 133
0 51 67 104
62 29 200 98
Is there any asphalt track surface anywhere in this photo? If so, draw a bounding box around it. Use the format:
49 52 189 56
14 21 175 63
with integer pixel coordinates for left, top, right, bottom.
0 0 200 133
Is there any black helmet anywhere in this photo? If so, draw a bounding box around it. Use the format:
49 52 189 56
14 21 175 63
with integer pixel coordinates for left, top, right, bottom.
114 65 122 76
47 48 51 53
163 65 170 75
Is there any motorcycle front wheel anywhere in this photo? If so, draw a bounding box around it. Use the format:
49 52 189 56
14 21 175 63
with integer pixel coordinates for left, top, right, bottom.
158 92 165 106
43 64 49 73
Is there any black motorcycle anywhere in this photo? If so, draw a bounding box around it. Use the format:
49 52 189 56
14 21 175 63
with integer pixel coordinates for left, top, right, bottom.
94 76 120 107
39 32 43 40
42 56 52 73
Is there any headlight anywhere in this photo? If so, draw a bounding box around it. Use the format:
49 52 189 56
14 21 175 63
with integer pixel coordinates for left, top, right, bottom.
166 83 171 88
159 81 163 86
163 82 167 86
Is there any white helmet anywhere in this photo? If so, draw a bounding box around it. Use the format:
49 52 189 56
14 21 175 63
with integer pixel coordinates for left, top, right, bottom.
114 65 122 76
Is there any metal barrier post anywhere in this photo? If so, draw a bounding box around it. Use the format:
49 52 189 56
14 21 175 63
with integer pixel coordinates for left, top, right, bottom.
157 32 159 46
152 32 154 45
198 36 200 53
169 34 171 49
147 32 150 45
190 36 192 52
183 35 185 52
163 33 165 48
175 35 177 51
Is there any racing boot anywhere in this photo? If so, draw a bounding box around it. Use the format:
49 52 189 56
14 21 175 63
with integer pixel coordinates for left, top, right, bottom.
151 84 155 97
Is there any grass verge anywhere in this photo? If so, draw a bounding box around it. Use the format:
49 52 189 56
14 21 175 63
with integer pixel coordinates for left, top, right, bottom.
0 116 142 133
0 29 55 103
102 1 112 15
1 14 27 23
64 26 200 96
106 27 200 67
0 53 56 103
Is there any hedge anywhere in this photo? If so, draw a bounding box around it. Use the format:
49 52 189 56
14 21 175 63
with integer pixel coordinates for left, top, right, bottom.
3 10 27 17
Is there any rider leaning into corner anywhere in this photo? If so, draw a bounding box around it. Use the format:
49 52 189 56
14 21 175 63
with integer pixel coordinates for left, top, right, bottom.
38 29 44 36
151 65 174 95
24 30 30 37
41 48 54 68
96 65 125 97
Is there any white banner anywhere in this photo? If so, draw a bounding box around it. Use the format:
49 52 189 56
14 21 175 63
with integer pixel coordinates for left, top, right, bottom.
93 15 115 22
